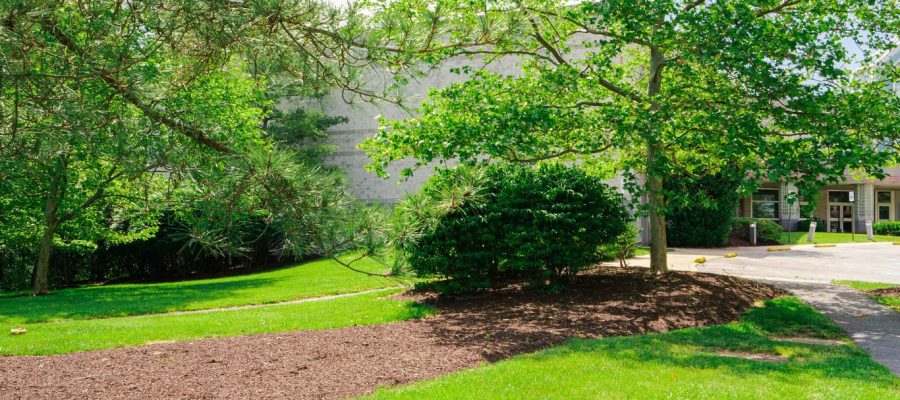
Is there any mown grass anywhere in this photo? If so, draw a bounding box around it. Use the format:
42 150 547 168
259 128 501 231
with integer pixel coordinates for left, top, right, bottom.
0 256 407 325
362 297 899 400
834 280 900 312
0 289 431 356
779 231 897 245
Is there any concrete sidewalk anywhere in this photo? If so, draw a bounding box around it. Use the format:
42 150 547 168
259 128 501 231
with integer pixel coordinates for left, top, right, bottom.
622 242 900 284
764 280 900 376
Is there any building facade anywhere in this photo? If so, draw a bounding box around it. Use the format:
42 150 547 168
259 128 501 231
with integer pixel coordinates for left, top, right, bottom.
738 170 900 233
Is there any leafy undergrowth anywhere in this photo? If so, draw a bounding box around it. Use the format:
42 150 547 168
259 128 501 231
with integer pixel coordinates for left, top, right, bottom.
834 281 900 312
0 256 408 325
0 289 432 356
362 297 899 400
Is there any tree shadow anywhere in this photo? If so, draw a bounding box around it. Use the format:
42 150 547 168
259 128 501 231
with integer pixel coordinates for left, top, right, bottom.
0 277 278 324
528 323 895 385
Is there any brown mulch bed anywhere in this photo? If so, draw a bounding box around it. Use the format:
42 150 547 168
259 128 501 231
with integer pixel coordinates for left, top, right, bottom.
867 286 900 297
0 269 783 400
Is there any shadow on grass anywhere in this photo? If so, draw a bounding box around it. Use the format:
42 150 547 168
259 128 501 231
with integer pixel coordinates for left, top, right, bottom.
518 297 895 386
0 277 278 324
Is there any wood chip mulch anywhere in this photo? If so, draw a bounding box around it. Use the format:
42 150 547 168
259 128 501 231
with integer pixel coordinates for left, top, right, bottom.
0 268 784 400
868 286 900 297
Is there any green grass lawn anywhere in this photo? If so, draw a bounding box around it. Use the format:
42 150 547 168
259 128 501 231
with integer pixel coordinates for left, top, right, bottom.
362 297 899 400
834 281 900 312
779 231 897 245
632 247 651 257
0 289 430 356
632 247 674 256
0 256 407 325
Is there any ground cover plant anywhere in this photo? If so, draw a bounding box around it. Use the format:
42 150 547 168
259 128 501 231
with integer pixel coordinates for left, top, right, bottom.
779 232 898 245
361 297 899 400
834 281 900 312
0 256 404 325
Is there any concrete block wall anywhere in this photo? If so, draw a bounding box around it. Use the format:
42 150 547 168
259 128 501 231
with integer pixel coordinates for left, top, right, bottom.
286 34 618 203
856 183 875 232
779 182 801 231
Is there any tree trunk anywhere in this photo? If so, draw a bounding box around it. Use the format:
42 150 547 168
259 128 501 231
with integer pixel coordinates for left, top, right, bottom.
646 147 668 275
646 46 669 275
33 221 58 295
33 160 64 295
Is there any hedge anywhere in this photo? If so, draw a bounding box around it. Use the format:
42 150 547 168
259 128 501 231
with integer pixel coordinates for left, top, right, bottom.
873 221 900 236
731 217 783 244
665 173 742 247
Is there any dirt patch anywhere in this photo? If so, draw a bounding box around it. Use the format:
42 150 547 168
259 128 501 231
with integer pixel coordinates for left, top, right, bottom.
0 269 783 400
867 286 900 297
715 351 788 362
772 337 846 346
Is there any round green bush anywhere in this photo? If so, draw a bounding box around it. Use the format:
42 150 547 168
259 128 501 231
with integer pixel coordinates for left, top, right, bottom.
731 217 783 245
396 163 628 292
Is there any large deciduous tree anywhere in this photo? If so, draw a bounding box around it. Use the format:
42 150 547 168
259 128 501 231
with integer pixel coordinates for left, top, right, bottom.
361 0 899 274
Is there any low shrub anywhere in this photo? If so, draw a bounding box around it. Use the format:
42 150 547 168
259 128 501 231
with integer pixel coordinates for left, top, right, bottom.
873 221 900 236
392 166 499 293
597 223 640 267
731 217 783 245
396 164 628 292
797 218 826 233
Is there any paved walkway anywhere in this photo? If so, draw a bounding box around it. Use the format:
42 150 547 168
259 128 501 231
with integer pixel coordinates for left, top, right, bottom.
696 243 900 284
622 242 900 283
626 244 900 375
769 280 900 375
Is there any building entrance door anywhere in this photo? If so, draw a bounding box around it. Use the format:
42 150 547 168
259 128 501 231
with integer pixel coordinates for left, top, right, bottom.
828 204 853 233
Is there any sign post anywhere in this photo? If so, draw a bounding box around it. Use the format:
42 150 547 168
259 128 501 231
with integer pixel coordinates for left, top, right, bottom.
786 192 797 244
849 191 855 241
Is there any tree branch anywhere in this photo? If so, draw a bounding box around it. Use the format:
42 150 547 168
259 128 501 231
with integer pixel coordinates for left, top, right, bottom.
40 19 237 155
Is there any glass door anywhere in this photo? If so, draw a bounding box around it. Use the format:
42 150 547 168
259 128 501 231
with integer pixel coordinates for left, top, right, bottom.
828 205 853 232
828 190 854 233
876 191 894 223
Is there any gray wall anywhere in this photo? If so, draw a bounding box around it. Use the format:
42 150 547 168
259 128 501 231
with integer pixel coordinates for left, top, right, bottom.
283 37 612 202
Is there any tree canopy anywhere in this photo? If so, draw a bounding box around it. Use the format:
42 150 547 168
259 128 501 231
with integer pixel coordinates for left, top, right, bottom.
361 0 900 273
0 0 400 293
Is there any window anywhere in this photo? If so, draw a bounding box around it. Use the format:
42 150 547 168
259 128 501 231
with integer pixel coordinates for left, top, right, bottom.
877 191 894 222
752 189 780 219
828 191 851 203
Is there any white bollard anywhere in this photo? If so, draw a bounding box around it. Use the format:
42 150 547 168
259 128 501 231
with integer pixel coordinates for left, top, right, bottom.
866 221 874 241
750 222 757 246
807 221 816 243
